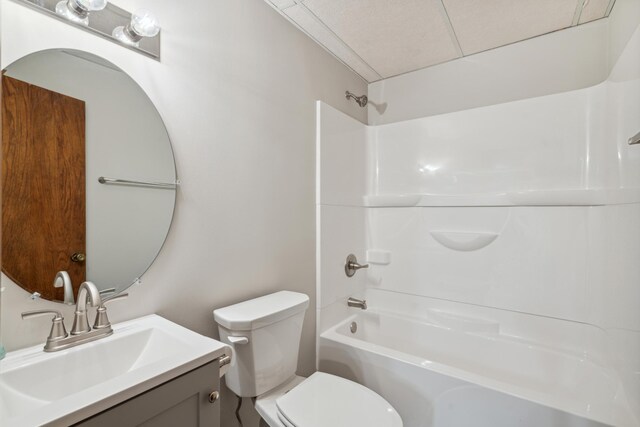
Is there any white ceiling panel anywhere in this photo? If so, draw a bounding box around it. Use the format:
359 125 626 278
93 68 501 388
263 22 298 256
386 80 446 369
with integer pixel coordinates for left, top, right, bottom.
267 0 296 10
443 0 580 55
284 5 382 82
264 0 617 82
578 0 610 24
302 0 461 78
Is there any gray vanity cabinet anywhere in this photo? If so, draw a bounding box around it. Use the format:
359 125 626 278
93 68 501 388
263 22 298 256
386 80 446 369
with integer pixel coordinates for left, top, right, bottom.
75 361 220 427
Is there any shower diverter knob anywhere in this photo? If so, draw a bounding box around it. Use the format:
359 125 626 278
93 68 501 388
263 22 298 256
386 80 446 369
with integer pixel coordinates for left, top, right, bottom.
345 254 369 277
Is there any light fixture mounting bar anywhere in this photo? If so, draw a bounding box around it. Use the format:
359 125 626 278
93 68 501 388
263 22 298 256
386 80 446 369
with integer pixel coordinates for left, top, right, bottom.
10 0 161 60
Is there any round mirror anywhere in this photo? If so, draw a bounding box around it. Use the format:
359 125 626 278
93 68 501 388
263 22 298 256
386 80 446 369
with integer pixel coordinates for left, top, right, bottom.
1 49 176 302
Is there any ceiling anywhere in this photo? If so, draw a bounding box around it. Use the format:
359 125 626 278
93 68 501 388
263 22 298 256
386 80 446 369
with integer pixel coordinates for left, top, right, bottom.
265 0 617 82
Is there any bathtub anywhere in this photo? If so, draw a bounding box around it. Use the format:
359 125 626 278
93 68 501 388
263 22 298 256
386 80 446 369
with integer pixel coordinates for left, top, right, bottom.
318 309 633 427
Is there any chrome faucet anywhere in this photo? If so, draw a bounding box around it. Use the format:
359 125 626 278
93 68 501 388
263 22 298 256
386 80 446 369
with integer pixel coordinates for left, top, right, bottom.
22 283 128 352
347 297 367 310
71 281 102 335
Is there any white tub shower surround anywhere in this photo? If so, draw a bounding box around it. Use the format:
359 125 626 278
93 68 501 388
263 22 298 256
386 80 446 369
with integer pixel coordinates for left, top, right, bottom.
316 24 640 427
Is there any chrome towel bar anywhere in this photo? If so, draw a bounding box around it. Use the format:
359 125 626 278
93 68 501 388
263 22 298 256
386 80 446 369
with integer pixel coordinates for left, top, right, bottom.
98 176 177 189
629 130 640 145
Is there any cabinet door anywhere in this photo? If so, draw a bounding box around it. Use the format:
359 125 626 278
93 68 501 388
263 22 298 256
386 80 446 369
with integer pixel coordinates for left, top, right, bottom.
76 361 220 427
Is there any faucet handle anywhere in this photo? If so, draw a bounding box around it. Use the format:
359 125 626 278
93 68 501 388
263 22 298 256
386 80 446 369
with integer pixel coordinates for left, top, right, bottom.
93 293 128 330
21 310 69 342
99 288 117 298
345 254 369 277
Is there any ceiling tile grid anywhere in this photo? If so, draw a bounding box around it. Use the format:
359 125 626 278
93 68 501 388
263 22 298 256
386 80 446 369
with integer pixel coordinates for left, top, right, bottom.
578 0 611 24
265 0 617 83
443 0 580 55
284 5 383 81
302 0 461 78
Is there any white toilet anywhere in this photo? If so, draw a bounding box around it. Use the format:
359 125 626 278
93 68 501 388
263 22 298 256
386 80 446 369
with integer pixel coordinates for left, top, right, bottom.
213 291 403 427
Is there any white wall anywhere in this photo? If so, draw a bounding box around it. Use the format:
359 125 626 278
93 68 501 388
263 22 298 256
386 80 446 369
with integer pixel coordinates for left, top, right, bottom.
368 0 640 125
0 1 367 426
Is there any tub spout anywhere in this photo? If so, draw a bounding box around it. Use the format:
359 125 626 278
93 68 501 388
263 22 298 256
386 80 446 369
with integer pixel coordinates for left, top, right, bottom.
347 297 367 310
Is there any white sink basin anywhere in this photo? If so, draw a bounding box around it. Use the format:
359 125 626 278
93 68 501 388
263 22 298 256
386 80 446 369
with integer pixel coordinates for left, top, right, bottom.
0 314 231 426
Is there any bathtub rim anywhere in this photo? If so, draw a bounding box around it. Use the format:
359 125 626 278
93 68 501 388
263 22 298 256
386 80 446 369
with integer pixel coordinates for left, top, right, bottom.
320 310 633 427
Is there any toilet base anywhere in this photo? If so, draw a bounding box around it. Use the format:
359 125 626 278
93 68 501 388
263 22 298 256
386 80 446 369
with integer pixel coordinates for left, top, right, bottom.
255 375 306 427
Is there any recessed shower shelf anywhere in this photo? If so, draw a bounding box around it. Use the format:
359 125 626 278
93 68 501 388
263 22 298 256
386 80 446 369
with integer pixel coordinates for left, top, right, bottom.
430 231 499 252
362 188 640 207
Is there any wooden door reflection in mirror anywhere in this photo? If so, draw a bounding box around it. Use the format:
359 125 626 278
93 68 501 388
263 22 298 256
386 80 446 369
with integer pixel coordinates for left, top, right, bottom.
2 75 86 301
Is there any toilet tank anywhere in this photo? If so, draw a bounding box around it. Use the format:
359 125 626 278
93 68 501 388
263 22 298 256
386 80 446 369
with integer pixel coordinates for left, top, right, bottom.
213 291 310 397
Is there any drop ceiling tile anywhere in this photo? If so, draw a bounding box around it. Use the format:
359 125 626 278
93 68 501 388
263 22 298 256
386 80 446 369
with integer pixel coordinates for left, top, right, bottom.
578 0 609 24
268 0 297 10
444 0 580 55
302 0 461 78
284 5 382 82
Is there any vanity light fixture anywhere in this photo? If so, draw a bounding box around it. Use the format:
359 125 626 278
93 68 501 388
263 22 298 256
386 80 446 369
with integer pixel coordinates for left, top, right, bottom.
55 0 107 26
112 9 160 47
13 0 161 59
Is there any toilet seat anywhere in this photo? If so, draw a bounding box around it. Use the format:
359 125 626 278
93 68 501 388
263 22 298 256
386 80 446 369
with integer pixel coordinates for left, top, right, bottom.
275 372 403 427
276 413 297 427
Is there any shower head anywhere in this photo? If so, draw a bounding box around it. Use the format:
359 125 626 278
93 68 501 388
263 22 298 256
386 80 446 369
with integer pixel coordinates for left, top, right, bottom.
346 91 368 108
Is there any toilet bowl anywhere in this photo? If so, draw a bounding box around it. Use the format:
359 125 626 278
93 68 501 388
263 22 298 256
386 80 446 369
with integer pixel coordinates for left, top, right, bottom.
213 291 402 427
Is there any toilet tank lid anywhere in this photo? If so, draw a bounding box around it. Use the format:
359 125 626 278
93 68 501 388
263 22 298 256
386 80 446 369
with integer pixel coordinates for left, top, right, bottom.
213 291 310 331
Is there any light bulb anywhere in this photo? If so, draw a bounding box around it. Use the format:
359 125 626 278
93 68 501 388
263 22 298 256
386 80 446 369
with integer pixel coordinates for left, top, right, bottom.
112 9 160 47
131 10 160 38
76 0 107 11
55 0 106 26
112 26 137 46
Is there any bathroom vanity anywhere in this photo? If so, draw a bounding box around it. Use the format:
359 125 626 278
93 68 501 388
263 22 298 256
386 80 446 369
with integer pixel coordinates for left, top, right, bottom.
76 360 219 426
0 315 231 427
